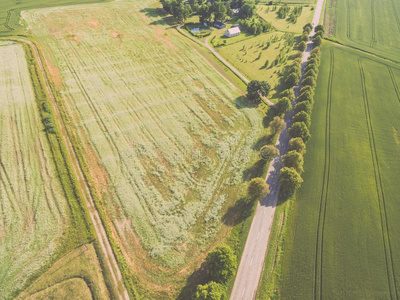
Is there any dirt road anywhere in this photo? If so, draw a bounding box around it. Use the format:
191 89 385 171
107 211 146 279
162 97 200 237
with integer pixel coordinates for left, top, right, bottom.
230 0 326 298
14 38 130 300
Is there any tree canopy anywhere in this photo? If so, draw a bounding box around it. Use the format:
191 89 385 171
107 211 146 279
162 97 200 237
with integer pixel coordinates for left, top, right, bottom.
282 150 304 173
288 137 306 155
293 111 311 128
206 245 237 283
275 97 291 116
294 101 312 114
269 116 286 134
289 121 311 142
195 281 227 300
247 80 271 103
279 167 303 196
260 144 279 161
248 177 270 201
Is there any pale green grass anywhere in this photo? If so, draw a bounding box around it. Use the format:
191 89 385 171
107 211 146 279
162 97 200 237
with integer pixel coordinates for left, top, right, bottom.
22 1 264 296
0 41 69 298
257 5 314 33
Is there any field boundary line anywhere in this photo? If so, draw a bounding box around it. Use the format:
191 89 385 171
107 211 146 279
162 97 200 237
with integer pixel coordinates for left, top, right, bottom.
313 47 333 300
370 0 376 48
387 66 400 104
359 59 398 300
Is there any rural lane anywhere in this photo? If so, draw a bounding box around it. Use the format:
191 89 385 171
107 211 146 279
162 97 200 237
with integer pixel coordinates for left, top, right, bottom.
176 25 275 106
230 0 326 298
13 38 130 300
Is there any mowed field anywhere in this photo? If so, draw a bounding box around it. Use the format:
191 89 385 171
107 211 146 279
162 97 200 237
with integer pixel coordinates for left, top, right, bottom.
0 41 69 298
327 0 400 61
280 43 400 299
22 0 264 296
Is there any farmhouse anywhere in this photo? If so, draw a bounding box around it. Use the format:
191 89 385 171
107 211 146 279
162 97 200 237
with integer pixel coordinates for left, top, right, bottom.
214 21 226 29
224 27 241 37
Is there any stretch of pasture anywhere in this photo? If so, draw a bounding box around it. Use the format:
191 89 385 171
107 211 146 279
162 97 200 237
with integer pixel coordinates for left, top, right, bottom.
22 0 264 296
0 41 69 298
280 43 400 299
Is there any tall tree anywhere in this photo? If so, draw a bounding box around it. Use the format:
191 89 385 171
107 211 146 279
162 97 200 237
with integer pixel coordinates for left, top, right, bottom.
282 150 304 173
279 167 303 196
288 137 306 155
260 144 279 161
206 245 237 283
247 80 270 103
195 282 227 300
289 121 311 142
248 177 270 201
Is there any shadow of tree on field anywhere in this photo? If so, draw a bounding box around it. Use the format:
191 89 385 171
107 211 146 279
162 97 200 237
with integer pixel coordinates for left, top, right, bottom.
242 159 266 181
234 96 258 109
139 7 175 26
177 263 210 300
222 197 254 227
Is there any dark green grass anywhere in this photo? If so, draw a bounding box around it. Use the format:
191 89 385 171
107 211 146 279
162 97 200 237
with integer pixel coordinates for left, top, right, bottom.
327 0 400 61
279 43 400 299
0 0 108 36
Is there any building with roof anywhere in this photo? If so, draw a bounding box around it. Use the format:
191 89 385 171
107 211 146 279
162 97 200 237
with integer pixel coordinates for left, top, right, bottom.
213 21 226 29
224 27 241 37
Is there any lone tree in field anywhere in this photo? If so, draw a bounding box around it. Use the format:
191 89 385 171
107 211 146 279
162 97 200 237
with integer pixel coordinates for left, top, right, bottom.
275 97 291 116
289 121 311 142
195 281 226 300
269 116 286 134
279 167 303 196
248 177 270 201
282 150 304 173
288 137 306 155
260 144 279 161
206 244 237 283
247 80 271 103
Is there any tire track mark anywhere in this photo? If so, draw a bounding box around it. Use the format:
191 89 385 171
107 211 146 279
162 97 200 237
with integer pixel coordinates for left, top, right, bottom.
390 0 400 32
370 0 377 48
314 48 334 300
359 59 398 300
388 66 400 104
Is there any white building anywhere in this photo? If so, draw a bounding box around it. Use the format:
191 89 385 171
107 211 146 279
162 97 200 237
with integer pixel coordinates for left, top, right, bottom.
224 27 241 38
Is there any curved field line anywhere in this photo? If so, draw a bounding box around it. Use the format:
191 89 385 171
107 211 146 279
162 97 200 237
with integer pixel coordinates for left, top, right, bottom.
0 10 14 33
387 66 400 104
359 59 398 300
313 48 334 300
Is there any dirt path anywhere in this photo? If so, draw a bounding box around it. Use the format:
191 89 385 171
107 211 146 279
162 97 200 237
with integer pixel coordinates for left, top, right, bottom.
13 38 130 300
230 0 326 298
176 26 275 106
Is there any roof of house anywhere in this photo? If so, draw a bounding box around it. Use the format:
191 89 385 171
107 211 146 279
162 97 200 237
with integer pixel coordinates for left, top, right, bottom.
226 27 241 35
214 21 226 26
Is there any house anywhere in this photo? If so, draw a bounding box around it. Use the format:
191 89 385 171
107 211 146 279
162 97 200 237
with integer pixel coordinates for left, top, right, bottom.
213 21 226 29
224 27 241 37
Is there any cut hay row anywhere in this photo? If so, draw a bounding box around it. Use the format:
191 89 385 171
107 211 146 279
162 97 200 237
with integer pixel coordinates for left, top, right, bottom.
0 41 68 298
22 0 263 289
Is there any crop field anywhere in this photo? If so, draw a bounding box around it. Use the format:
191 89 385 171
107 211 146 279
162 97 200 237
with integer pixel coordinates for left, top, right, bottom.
218 32 296 96
279 43 400 299
0 41 71 298
256 5 314 33
22 0 264 296
0 0 107 35
325 0 400 61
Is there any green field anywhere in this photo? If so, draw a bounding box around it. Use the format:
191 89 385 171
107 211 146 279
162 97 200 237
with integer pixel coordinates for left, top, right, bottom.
22 0 264 297
325 0 400 61
278 43 400 299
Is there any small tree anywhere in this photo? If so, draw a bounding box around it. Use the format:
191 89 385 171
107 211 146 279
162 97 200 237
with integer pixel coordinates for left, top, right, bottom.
288 137 306 155
293 111 311 128
195 281 227 300
282 150 304 173
275 97 291 116
269 116 286 134
289 121 311 142
260 144 279 161
298 41 307 52
279 167 303 196
313 35 322 47
294 101 312 114
247 80 271 103
206 245 237 283
248 177 270 201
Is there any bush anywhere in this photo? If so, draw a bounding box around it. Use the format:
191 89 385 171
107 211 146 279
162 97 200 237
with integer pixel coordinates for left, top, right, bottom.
260 144 279 162
297 41 307 52
275 97 291 116
302 76 316 87
248 177 270 201
279 167 303 196
289 137 306 155
206 245 237 283
282 150 304 173
293 111 311 128
41 101 51 113
195 281 226 300
289 121 311 142
294 101 312 114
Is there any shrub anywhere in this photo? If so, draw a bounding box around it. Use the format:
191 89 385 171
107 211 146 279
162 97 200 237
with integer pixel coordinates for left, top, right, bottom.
282 150 304 173
275 97 291 116
41 101 51 113
195 281 226 300
279 167 303 196
293 111 311 128
289 137 306 155
248 177 270 201
289 121 311 142
206 245 237 283
294 101 311 114
260 144 279 162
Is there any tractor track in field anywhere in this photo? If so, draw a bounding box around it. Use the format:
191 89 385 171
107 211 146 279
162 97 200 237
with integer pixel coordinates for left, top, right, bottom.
390 0 400 32
388 66 400 104
346 0 352 41
370 0 377 48
313 48 334 300
359 59 399 300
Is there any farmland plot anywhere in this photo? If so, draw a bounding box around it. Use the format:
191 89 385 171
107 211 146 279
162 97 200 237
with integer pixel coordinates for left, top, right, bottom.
280 44 400 299
22 0 263 292
0 41 69 298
